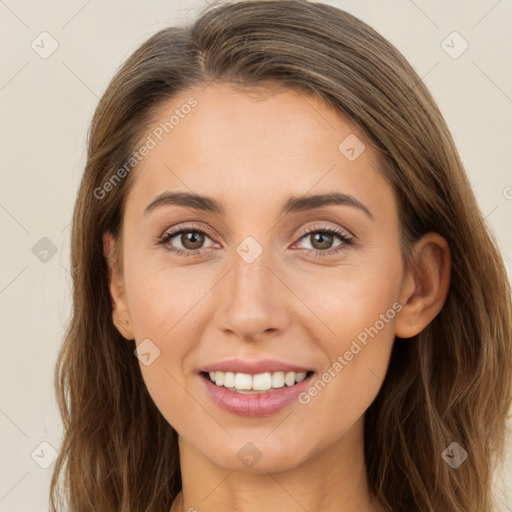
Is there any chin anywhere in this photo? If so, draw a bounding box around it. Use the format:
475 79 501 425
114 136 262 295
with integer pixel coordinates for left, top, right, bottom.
204 438 310 474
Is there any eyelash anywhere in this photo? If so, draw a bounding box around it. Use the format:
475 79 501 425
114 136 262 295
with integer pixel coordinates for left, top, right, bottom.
156 223 355 259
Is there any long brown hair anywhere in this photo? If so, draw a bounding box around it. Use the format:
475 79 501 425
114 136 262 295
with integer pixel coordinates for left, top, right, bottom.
50 1 512 510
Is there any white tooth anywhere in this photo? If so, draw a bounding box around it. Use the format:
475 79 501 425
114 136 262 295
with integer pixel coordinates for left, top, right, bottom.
223 371 235 388
252 372 272 391
284 372 297 386
295 372 307 383
271 371 285 388
234 372 253 390
209 370 309 390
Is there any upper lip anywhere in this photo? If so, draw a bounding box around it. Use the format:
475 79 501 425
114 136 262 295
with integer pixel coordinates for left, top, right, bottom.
200 358 313 375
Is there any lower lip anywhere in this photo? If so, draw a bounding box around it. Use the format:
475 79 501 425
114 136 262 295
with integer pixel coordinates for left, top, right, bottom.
199 372 315 417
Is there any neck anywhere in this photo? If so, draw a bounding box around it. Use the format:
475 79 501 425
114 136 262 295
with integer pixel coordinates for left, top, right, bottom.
170 417 385 512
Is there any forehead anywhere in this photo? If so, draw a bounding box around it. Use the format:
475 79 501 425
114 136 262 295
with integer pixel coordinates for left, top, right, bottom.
125 83 395 221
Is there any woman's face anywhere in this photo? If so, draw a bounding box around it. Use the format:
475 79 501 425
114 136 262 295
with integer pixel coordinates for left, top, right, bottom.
107 83 407 472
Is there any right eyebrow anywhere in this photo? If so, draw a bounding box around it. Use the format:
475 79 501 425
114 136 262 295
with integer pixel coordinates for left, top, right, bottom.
145 192 224 215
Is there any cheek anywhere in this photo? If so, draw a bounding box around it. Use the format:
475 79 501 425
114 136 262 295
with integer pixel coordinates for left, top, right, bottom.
123 253 213 340
128 275 198 430
123 258 220 429
288 249 402 417
291 250 402 352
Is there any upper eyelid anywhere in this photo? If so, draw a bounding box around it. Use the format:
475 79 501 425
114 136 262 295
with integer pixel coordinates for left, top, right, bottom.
295 223 352 239
162 222 353 245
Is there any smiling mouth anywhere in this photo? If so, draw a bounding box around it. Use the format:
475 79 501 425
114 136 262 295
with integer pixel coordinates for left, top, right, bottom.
200 370 315 394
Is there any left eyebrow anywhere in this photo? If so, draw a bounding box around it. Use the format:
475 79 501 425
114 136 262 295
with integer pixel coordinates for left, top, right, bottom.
280 192 374 221
144 191 374 221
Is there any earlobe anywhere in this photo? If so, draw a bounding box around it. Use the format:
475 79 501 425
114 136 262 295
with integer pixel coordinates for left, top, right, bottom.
103 231 135 340
394 232 451 339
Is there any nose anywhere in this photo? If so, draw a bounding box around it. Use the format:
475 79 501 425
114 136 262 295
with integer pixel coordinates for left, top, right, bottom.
214 239 291 340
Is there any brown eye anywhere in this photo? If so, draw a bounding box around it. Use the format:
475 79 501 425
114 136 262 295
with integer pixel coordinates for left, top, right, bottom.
180 231 205 250
157 225 218 256
298 230 343 251
309 232 335 250
294 225 355 259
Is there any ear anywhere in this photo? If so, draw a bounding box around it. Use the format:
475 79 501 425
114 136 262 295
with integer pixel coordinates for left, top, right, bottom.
394 232 451 338
103 231 134 340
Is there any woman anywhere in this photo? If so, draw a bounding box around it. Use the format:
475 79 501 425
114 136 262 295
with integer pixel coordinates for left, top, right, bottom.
49 1 512 511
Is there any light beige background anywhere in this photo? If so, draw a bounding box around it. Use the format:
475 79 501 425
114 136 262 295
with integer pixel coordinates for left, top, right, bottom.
0 0 511 510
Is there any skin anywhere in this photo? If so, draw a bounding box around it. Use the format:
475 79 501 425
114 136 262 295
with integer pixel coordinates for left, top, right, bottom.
104 83 451 512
